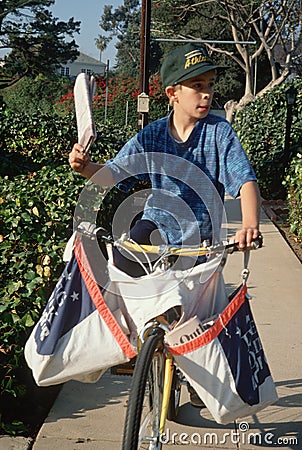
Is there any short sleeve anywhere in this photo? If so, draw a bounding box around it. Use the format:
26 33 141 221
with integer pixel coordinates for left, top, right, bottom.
105 136 150 192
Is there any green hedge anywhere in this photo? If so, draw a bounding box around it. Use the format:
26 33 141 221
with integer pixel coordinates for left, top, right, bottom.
233 79 302 200
1 75 73 117
0 108 76 177
0 108 135 435
284 153 302 239
233 78 302 240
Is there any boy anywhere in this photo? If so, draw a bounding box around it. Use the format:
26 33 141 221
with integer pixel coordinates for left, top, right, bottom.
69 43 261 407
69 43 260 260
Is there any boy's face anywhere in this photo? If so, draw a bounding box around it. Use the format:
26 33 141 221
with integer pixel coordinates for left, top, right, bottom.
170 69 216 121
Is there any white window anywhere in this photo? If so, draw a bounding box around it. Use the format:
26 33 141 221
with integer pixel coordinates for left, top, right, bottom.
60 67 70 76
81 68 92 75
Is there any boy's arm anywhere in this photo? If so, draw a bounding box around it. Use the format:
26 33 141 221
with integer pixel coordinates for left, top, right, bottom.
68 143 115 186
235 180 261 250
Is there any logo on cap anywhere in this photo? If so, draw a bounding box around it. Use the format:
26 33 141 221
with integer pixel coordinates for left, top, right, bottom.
184 49 211 70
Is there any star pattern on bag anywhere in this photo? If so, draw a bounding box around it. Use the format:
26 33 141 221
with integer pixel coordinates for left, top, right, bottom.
235 326 242 337
70 291 80 302
56 270 72 290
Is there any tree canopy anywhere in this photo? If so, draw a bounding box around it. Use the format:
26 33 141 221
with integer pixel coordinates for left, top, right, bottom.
98 0 302 104
152 1 302 97
0 0 80 88
98 0 162 77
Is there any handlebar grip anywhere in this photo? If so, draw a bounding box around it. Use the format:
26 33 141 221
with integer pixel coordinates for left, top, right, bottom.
227 234 263 253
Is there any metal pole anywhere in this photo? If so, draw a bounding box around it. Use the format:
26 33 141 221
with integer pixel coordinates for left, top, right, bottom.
283 86 297 172
153 38 257 45
104 59 109 124
125 100 129 126
253 55 258 97
139 0 151 129
283 104 293 169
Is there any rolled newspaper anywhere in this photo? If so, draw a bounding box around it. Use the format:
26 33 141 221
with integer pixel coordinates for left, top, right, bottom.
74 73 97 154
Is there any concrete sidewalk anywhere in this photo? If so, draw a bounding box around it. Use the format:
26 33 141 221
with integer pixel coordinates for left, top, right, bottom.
4 198 301 450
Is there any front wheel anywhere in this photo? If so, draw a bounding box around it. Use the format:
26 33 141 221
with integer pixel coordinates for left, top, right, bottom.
122 329 165 450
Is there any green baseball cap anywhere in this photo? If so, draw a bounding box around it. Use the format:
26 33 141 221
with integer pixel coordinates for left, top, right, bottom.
160 43 228 88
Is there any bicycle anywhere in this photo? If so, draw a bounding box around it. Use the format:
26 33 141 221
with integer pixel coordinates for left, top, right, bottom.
76 223 263 450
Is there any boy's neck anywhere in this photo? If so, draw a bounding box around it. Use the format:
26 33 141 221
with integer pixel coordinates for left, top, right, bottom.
169 112 199 142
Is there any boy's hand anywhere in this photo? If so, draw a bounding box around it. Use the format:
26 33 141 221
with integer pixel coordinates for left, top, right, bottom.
69 143 90 173
233 227 260 251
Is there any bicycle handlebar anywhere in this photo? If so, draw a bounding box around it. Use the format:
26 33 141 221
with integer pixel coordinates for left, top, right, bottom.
75 223 263 257
117 235 262 257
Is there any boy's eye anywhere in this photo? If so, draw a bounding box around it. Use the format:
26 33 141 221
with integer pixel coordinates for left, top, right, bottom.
191 81 215 90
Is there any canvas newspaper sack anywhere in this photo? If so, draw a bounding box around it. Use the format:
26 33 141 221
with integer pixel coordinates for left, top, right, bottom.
24 234 137 387
164 253 278 424
107 252 230 332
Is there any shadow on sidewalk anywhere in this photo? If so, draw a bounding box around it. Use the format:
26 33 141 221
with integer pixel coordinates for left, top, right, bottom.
173 378 302 449
44 373 131 422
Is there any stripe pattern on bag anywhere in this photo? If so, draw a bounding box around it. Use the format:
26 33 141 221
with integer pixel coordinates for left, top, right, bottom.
74 239 136 359
166 284 278 424
25 238 136 386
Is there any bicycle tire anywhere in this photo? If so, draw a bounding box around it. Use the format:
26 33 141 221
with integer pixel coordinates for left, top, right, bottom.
167 367 181 421
122 329 165 450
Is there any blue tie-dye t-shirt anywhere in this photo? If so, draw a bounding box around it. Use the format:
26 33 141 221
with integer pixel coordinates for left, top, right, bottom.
106 112 256 245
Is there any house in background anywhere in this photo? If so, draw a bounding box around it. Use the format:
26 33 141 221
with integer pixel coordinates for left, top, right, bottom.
58 52 106 78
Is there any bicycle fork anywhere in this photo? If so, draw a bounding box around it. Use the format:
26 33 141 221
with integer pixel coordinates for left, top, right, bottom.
160 353 174 434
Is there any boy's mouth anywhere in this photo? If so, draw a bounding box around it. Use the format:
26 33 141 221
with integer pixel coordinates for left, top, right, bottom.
198 105 210 112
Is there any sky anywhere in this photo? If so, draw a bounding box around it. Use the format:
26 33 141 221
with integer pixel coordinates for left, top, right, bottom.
50 0 122 66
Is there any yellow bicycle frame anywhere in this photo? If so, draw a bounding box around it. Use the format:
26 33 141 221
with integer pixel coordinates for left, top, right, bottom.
160 353 175 434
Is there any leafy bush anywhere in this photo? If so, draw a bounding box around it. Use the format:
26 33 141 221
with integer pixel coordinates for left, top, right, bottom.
0 107 76 178
233 79 302 199
0 167 79 433
2 75 74 116
284 153 302 239
0 107 135 434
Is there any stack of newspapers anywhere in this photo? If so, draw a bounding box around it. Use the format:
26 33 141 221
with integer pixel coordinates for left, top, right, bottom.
165 314 218 347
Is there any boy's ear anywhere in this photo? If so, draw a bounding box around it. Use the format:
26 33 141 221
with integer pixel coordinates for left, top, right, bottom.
165 85 178 102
